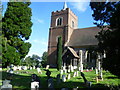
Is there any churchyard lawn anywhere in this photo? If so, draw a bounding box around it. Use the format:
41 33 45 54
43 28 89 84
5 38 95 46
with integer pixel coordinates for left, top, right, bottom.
1 68 120 89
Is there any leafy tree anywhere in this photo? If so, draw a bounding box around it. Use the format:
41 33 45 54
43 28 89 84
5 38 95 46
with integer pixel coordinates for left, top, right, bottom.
57 36 62 71
41 51 48 68
2 2 32 67
24 56 32 66
0 1 2 66
31 54 41 67
90 1 120 76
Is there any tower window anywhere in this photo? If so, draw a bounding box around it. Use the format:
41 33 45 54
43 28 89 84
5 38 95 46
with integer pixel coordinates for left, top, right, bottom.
56 17 63 26
72 21 74 28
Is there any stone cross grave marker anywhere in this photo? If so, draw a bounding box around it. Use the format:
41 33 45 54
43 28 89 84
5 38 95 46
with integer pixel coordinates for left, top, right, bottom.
1 80 12 89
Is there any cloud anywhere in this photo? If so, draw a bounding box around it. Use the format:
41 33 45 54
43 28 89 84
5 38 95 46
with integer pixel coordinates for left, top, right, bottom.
70 0 90 12
32 17 44 24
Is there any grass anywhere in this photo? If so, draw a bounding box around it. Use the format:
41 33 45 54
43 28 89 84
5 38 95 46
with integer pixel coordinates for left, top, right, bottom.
0 68 120 89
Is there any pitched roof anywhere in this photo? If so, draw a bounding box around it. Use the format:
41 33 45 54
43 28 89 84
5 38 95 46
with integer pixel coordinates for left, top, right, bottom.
67 26 101 47
68 47 79 59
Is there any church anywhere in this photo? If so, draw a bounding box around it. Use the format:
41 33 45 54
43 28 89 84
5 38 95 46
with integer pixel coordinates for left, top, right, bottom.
47 2 101 69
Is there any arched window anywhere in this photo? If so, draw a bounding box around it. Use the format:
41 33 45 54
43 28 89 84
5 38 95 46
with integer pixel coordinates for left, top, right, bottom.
56 17 63 26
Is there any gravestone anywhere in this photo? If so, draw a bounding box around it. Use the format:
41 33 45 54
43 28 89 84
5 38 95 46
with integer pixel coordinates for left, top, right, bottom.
30 67 32 70
31 74 40 87
56 74 61 84
46 65 49 70
13 66 17 71
73 72 76 77
67 74 71 80
95 68 98 74
31 81 39 89
76 71 79 77
91 67 93 70
62 75 66 82
64 69 67 73
1 80 12 89
70 65 74 72
33 66 35 69
48 78 54 88
60 70 63 75
37 68 42 74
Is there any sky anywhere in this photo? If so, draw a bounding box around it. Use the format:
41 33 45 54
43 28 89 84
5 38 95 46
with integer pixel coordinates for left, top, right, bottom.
2 1 96 57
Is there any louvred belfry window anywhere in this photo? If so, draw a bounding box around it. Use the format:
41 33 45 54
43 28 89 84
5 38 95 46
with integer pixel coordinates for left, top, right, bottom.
56 17 63 26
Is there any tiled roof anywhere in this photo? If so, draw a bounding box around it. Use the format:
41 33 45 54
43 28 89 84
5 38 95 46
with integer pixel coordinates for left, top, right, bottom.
67 26 101 47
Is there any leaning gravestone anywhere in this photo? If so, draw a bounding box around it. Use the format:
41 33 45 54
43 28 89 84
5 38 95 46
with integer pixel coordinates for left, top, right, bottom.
48 78 54 88
62 75 66 82
1 80 12 90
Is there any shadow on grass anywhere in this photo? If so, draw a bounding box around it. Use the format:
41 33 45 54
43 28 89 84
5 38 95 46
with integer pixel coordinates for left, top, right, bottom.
1 71 119 89
106 76 119 79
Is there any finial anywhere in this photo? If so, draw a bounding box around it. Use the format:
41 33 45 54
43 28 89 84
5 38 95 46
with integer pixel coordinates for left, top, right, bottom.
63 1 67 10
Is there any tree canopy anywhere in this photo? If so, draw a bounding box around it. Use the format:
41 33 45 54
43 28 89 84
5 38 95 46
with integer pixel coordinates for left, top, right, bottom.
41 51 48 68
90 1 120 76
2 2 32 67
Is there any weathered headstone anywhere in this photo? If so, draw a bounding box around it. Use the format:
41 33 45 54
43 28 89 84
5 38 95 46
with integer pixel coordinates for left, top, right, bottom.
31 74 40 87
62 75 66 82
73 72 76 77
46 65 49 70
60 70 63 75
70 65 74 72
1 80 12 89
67 74 71 80
64 69 67 73
48 78 54 88
31 81 39 89
76 71 79 77
33 66 35 69
91 67 93 70
37 68 42 74
95 68 98 74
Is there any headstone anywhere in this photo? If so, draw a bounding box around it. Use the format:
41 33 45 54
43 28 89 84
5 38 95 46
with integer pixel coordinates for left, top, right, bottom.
31 74 40 87
76 71 79 77
56 74 61 84
33 66 35 69
91 67 93 70
37 68 42 74
46 65 49 70
1 80 12 89
70 65 74 72
63 66 66 71
62 75 66 82
48 78 54 88
60 70 63 75
13 66 17 71
73 72 76 77
31 81 39 89
67 69 70 73
80 64 83 72
67 74 71 80
95 68 98 74
98 61 101 71
64 69 67 73
30 67 32 70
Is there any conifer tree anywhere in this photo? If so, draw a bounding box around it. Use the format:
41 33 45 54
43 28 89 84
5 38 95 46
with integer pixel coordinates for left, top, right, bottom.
57 36 62 71
2 2 32 67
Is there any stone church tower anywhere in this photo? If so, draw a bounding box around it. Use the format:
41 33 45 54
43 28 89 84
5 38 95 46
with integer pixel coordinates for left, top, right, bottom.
47 2 78 67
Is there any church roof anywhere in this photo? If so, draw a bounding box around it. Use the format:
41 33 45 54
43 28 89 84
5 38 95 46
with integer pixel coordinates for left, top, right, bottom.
67 26 101 47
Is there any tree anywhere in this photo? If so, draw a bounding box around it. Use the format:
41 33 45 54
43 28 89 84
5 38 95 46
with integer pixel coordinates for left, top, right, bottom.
90 1 120 76
31 54 41 67
41 51 48 68
2 2 32 67
57 36 62 71
24 56 32 66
